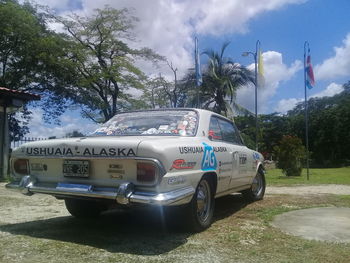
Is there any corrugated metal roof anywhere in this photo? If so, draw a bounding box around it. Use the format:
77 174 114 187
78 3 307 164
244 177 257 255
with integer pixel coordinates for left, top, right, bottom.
0 87 40 101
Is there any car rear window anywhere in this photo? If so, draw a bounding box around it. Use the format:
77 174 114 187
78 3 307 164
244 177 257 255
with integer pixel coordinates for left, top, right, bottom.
90 110 198 136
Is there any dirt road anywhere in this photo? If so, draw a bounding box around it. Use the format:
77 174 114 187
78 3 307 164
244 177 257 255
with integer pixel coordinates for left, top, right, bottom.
267 184 350 195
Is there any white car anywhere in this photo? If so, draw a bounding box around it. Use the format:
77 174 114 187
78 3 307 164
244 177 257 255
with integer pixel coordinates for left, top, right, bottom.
6 109 265 231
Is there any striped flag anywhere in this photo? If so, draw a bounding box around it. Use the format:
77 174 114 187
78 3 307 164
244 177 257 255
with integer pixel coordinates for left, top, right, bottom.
305 51 315 89
195 37 202 87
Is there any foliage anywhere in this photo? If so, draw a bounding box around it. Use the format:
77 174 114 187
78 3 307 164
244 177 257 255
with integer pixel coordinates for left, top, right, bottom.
0 0 68 92
234 115 256 150
52 7 163 123
142 69 189 109
200 42 254 116
274 135 306 177
181 42 254 116
235 113 291 158
237 82 350 167
288 82 350 167
0 0 74 138
259 113 291 159
65 130 85 138
7 107 30 141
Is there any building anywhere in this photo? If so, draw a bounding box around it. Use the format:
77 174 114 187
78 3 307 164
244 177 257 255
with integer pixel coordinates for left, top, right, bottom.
0 87 40 179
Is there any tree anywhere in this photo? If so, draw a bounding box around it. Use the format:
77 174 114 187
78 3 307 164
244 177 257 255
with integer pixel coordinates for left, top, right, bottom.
65 130 85 138
143 75 172 109
259 113 291 159
0 0 75 138
274 135 305 177
287 83 350 167
53 7 163 123
235 115 256 150
200 42 254 116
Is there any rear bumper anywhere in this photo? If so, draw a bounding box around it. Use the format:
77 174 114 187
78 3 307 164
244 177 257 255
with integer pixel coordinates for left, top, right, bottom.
5 175 195 206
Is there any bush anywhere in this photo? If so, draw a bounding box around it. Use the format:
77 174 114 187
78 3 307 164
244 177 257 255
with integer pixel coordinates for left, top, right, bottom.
274 135 306 177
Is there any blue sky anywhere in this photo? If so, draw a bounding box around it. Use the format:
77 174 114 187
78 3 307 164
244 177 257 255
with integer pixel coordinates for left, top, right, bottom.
26 0 350 137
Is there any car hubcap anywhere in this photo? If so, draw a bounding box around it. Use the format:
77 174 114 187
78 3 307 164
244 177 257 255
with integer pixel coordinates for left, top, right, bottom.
252 172 263 196
196 180 211 223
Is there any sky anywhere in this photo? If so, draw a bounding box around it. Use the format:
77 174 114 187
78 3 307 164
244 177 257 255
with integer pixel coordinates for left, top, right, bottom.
23 0 350 138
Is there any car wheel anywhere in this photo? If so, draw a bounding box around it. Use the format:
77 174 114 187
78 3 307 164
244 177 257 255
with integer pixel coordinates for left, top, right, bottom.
186 176 215 232
242 170 266 202
65 199 107 218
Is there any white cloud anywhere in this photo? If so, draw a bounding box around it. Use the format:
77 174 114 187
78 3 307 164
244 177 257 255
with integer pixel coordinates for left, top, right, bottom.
24 108 99 138
36 0 305 78
315 33 350 80
311 82 343 98
237 51 302 113
275 98 303 113
274 82 344 113
191 0 306 36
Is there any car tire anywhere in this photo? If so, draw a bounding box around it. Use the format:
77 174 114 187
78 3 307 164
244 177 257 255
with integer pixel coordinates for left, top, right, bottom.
186 176 215 232
64 199 107 218
242 169 266 202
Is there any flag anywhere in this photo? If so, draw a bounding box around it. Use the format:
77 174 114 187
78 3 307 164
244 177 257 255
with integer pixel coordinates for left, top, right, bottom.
258 50 264 76
305 51 315 89
195 37 202 86
257 50 265 87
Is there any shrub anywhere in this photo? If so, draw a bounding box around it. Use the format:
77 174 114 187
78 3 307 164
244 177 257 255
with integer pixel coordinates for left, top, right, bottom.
274 135 306 177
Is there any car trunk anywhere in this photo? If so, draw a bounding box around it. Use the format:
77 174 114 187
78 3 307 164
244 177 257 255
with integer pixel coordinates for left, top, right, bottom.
12 137 160 188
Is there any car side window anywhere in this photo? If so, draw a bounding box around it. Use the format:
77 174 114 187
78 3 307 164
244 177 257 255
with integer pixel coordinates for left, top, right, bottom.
217 118 242 145
232 123 244 145
208 117 222 140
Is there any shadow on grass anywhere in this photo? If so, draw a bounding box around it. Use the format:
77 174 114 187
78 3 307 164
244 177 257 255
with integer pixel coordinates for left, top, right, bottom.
0 194 249 255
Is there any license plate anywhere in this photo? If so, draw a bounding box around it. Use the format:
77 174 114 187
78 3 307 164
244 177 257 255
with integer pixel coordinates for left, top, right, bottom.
63 160 89 177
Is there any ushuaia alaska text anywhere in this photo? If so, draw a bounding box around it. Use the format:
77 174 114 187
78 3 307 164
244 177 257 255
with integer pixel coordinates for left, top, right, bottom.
25 147 136 157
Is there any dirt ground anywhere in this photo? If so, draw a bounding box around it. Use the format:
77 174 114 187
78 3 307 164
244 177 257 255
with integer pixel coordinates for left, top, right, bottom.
1 183 349 263
267 184 350 195
3 183 348 225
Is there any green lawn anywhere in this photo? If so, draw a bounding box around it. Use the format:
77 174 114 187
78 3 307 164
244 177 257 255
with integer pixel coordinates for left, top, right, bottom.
266 167 350 186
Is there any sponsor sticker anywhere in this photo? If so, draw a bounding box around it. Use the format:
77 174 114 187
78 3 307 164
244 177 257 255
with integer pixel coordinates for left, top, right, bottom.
168 176 186 185
171 159 196 170
253 152 260 160
201 143 217 171
239 154 247 165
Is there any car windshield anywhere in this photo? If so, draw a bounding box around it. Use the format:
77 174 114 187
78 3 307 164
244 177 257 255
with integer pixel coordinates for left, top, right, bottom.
90 110 198 136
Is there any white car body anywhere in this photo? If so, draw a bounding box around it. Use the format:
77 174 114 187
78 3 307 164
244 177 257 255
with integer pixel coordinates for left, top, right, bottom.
7 108 265 231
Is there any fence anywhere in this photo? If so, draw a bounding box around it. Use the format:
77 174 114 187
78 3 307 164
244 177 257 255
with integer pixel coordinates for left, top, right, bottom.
11 137 48 149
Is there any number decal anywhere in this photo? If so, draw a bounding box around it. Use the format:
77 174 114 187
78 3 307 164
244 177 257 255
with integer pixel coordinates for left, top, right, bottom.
201 143 217 171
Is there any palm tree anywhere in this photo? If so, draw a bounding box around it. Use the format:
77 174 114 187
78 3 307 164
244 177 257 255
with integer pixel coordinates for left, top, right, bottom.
200 42 254 116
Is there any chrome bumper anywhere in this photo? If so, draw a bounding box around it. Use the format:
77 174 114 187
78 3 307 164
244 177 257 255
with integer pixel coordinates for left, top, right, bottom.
5 175 195 206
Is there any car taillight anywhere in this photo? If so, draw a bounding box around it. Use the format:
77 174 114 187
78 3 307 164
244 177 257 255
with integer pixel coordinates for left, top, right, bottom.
13 159 29 175
137 162 156 182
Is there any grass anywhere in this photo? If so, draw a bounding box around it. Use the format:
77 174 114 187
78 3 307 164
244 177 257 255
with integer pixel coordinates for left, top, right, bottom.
266 167 350 186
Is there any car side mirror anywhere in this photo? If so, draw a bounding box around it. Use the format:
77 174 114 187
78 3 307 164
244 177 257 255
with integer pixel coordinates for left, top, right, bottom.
208 130 214 140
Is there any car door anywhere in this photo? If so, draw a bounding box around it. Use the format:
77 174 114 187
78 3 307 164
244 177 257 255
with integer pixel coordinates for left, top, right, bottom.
207 116 233 193
215 118 251 188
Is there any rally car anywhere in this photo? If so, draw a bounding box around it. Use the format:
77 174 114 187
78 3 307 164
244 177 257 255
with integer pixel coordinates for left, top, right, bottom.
6 108 265 231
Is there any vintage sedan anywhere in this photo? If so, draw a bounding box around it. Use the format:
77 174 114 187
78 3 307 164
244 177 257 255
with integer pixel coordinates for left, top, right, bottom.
6 108 265 231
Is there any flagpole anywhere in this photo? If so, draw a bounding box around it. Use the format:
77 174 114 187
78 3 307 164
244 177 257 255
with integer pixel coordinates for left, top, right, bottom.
255 40 260 152
195 37 202 108
242 40 261 151
304 41 310 181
